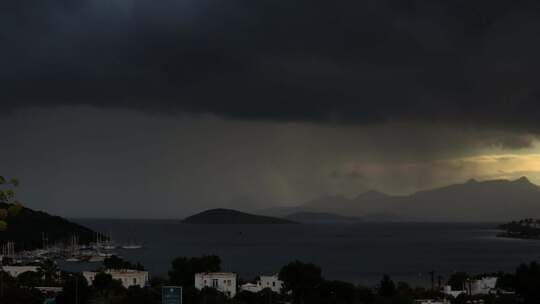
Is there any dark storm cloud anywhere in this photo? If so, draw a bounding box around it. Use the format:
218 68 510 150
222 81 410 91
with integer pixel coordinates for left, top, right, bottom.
2 0 540 128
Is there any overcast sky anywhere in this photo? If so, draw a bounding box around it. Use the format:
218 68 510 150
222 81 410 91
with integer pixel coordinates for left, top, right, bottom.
2 0 540 218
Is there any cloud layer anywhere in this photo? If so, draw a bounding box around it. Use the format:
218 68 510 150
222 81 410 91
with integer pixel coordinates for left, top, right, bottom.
2 0 540 129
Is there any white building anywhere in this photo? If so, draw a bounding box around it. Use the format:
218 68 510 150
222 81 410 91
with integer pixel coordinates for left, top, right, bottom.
195 272 237 298
469 277 497 295
414 300 450 304
442 285 466 298
443 277 498 297
1 265 39 278
240 274 283 294
83 269 149 288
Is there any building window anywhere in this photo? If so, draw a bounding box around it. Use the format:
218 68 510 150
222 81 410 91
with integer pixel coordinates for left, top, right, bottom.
273 282 276 287
212 279 218 288
133 278 137 285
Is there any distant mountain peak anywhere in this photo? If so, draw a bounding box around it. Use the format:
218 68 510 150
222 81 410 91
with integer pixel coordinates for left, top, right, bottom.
465 178 478 184
513 176 532 184
182 208 296 224
356 190 388 200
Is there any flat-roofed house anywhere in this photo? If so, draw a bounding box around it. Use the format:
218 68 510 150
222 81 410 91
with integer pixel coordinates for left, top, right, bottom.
195 272 237 298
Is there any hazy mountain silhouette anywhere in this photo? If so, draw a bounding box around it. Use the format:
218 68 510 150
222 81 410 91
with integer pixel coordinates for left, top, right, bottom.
260 177 540 222
284 212 363 224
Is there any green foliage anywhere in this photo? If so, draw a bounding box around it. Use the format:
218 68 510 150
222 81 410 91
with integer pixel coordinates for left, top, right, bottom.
168 255 221 286
10 178 19 187
0 208 8 220
0 176 18 204
279 260 323 304
0 175 21 233
8 202 23 217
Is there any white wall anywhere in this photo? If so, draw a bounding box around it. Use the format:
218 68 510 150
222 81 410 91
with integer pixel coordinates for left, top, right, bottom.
195 273 237 298
2 266 39 278
259 275 283 293
83 270 149 288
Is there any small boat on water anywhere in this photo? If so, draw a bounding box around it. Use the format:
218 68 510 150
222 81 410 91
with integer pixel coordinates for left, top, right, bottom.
89 255 105 262
98 252 114 258
65 257 80 262
102 244 116 250
121 244 143 250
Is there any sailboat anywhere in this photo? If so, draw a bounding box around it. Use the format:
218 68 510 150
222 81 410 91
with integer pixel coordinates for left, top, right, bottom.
121 239 143 250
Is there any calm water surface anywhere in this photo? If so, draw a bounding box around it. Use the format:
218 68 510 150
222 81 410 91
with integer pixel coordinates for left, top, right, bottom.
68 220 540 286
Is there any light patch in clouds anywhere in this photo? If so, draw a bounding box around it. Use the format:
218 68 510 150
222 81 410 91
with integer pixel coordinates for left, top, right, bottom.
339 151 540 195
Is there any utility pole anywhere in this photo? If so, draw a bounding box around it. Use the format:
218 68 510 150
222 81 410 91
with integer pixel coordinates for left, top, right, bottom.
75 275 79 304
429 271 435 291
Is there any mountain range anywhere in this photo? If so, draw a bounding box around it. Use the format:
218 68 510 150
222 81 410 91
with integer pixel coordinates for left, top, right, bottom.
259 177 540 222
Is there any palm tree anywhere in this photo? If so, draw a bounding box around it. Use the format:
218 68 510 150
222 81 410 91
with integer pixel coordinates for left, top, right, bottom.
39 259 60 286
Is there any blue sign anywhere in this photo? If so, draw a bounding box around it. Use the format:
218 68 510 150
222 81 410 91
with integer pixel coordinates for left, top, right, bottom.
162 286 182 304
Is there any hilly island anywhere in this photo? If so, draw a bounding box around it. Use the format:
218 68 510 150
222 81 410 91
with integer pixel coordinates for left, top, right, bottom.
182 208 296 224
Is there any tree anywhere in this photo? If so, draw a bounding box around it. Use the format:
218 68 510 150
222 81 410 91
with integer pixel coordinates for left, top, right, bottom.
38 259 60 285
378 275 396 297
319 280 356 304
0 209 7 220
168 255 221 286
515 261 540 302
56 273 90 304
119 286 160 304
496 272 516 291
93 272 123 294
198 286 231 304
0 176 23 232
17 271 42 287
447 272 469 290
279 260 323 304
0 270 43 304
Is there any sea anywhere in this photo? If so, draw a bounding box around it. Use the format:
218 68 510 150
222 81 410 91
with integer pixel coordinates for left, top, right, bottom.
64 220 540 287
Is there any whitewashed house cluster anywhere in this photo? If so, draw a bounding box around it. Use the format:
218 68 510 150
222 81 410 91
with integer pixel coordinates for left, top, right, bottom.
83 269 149 288
194 272 283 298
